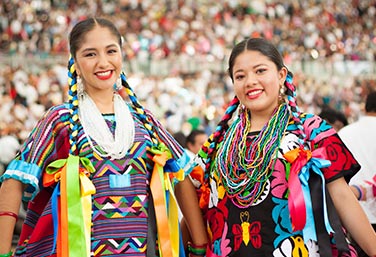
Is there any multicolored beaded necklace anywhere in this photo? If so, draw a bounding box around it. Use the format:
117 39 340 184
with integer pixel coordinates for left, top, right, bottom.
215 103 290 208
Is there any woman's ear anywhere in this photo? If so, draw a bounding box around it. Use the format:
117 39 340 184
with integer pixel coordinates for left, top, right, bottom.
279 67 288 85
74 60 81 77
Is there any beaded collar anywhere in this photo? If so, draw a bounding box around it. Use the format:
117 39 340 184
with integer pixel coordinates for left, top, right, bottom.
78 92 135 160
215 103 290 208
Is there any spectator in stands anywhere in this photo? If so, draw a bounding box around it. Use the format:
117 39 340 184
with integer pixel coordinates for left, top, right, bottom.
1 0 376 144
173 131 187 149
338 91 376 257
319 106 348 131
0 17 207 257
185 129 208 158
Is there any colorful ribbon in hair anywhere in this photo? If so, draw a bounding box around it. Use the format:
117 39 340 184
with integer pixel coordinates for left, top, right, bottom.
284 146 334 241
149 142 185 257
43 155 95 257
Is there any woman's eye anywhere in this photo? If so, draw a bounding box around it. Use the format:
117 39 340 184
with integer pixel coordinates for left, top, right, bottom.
84 52 95 57
108 49 118 54
235 75 244 80
256 68 266 74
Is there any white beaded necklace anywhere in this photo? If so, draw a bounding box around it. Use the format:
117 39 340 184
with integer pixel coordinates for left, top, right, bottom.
78 92 135 159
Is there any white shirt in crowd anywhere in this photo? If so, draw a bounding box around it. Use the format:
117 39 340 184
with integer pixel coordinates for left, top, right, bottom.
339 115 376 224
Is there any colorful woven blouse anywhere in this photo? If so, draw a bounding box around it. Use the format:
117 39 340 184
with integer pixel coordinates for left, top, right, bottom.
197 113 360 257
0 103 190 257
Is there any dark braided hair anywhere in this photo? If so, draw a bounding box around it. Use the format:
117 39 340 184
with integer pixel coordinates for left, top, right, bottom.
284 71 306 146
120 72 160 146
199 37 306 174
67 57 80 154
68 17 160 152
199 96 240 173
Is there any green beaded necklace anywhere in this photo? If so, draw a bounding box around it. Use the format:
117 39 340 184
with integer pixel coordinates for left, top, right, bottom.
215 103 290 208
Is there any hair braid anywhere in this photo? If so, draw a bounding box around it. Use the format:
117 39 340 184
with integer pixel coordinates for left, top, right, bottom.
120 72 159 147
67 56 80 155
284 71 306 146
200 96 240 172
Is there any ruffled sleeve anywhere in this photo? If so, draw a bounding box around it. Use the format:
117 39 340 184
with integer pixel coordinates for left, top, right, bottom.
302 113 360 182
143 108 193 184
0 104 71 201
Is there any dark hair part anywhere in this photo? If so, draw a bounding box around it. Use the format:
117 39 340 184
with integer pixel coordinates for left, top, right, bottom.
365 91 376 113
228 37 285 83
69 17 122 58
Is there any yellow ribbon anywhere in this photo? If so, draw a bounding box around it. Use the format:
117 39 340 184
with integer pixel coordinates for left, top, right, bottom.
150 143 181 257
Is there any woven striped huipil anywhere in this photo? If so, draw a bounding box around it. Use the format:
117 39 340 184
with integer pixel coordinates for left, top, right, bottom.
0 103 191 257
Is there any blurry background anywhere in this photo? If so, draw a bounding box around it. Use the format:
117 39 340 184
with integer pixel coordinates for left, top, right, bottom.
0 0 375 172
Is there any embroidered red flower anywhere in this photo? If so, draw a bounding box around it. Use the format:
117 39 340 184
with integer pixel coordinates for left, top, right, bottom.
317 135 358 179
206 195 229 240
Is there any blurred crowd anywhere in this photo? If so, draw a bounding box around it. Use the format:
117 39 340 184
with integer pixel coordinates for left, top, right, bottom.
1 0 376 61
1 0 376 172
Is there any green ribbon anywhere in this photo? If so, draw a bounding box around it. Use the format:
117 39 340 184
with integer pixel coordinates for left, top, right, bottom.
46 155 95 257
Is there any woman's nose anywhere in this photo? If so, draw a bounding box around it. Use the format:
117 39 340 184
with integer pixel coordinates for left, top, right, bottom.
245 73 257 86
97 53 110 67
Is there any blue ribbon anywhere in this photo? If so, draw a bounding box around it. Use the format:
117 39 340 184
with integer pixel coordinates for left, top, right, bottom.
50 182 60 254
164 159 181 173
298 156 334 243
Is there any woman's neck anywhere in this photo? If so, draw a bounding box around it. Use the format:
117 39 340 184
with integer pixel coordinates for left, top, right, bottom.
248 102 284 132
249 110 277 132
86 91 115 114
249 116 272 132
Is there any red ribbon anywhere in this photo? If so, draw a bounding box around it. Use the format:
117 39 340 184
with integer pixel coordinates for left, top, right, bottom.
284 146 312 231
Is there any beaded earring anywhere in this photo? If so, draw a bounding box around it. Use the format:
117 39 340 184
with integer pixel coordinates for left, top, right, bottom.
114 76 122 91
279 85 285 104
77 75 84 96
238 104 246 116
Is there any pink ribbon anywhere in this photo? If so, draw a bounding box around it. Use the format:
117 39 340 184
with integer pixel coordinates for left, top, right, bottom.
284 146 311 231
284 146 329 232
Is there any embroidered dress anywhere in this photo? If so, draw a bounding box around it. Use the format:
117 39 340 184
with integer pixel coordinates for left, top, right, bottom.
198 113 360 257
0 103 189 257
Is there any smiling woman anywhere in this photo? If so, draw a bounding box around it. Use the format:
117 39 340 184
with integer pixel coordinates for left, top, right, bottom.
231 49 287 131
191 37 376 257
73 26 123 109
0 17 207 257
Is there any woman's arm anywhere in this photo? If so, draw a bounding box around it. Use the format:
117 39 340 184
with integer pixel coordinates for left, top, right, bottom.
175 177 208 248
327 177 376 256
0 179 24 254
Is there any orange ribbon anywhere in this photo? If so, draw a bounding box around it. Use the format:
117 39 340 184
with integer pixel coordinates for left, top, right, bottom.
149 143 182 257
43 156 95 257
283 146 312 231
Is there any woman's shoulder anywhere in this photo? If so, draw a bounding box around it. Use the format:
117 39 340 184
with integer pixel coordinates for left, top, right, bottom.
295 112 327 128
38 103 71 124
296 112 336 141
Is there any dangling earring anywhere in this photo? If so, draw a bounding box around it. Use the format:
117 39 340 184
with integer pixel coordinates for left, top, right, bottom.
113 76 122 91
279 86 285 104
77 76 84 96
238 104 247 117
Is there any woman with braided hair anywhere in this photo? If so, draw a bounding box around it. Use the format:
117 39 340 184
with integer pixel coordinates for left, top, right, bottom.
193 37 376 256
0 17 207 257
